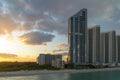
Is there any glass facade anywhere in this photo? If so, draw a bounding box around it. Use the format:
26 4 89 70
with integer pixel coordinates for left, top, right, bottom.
68 9 118 67
68 9 87 65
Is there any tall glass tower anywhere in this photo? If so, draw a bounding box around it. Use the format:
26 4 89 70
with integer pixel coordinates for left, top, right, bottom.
68 8 87 66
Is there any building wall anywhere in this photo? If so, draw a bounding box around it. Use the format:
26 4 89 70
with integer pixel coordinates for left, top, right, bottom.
45 54 52 65
68 8 87 66
108 31 116 65
37 54 63 68
116 36 120 64
38 54 46 65
100 31 116 66
52 55 63 68
100 33 105 65
88 26 100 65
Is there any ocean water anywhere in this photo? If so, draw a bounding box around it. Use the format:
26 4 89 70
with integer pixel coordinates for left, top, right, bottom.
0 70 120 80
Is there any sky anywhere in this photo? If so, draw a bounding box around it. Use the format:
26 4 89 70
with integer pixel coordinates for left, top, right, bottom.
0 0 120 62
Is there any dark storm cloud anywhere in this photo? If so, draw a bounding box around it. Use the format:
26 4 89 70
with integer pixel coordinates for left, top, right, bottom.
19 31 55 45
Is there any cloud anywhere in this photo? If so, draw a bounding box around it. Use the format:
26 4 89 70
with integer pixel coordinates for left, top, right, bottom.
52 43 68 53
57 43 68 50
0 0 119 36
0 53 17 58
56 52 68 56
19 31 55 45
21 0 120 34
0 15 19 35
52 49 66 53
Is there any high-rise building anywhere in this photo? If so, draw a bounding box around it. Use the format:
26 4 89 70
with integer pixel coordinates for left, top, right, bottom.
68 8 87 66
116 36 120 65
100 33 106 65
109 31 116 65
88 25 100 65
100 31 116 66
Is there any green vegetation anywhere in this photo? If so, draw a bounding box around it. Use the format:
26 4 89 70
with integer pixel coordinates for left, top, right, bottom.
0 62 60 72
65 64 98 69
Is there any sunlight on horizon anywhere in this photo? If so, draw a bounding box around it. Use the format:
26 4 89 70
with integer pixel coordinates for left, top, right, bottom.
0 35 40 62
0 34 61 62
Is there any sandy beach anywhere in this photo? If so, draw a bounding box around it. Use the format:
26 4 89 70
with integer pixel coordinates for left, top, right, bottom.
0 68 120 77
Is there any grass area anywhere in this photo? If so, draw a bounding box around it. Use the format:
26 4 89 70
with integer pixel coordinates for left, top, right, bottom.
0 62 60 72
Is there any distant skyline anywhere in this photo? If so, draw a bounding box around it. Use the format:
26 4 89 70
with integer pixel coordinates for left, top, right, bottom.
0 0 120 62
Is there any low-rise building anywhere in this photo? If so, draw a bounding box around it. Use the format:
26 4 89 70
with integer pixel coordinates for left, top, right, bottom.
52 55 64 68
37 54 64 68
37 54 46 65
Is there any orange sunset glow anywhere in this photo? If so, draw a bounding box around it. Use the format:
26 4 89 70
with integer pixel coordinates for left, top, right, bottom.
0 0 119 62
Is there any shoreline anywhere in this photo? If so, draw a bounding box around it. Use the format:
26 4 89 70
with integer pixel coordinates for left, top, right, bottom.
0 67 120 77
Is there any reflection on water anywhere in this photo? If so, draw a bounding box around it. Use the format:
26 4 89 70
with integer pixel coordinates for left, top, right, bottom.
0 70 120 80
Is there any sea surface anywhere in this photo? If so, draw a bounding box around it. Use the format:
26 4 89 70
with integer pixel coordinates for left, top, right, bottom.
0 70 120 80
